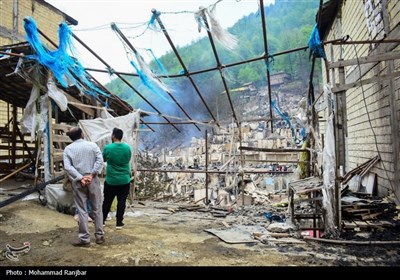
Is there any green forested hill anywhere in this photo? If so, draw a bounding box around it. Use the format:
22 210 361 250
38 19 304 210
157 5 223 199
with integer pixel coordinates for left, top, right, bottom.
106 0 321 146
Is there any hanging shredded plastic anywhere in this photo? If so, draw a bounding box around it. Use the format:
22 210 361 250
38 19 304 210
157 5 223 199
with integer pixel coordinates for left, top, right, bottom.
308 24 326 59
129 59 172 103
272 100 299 141
23 17 108 97
195 4 238 51
146 49 169 77
322 113 339 238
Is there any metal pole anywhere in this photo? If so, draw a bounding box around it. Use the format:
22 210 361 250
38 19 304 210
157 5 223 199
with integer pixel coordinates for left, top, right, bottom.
137 169 293 174
259 0 274 133
205 130 209 205
71 32 180 132
111 23 200 131
238 122 245 205
84 37 347 79
200 9 239 126
34 27 137 118
152 9 219 126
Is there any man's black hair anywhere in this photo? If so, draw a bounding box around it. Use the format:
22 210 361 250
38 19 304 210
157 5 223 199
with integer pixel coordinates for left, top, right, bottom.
112 128 123 141
67 127 82 141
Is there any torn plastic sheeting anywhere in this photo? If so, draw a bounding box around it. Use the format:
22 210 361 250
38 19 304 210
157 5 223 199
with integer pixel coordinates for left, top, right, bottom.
20 85 39 141
45 184 74 214
79 111 139 151
322 113 338 237
79 111 140 169
47 77 68 112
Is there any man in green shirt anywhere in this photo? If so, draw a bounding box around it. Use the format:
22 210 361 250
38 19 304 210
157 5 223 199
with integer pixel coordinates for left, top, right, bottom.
102 127 132 229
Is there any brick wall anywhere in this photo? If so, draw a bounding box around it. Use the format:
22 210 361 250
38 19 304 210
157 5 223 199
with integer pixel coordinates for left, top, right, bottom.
322 0 400 197
0 0 72 157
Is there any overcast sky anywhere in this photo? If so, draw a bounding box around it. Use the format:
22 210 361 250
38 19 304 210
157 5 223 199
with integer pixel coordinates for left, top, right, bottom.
46 0 274 84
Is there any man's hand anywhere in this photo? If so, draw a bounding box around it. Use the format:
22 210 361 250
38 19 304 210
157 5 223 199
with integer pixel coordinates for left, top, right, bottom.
80 175 93 187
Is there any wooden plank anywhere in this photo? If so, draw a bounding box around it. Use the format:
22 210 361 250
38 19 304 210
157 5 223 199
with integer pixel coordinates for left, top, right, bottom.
64 92 95 117
342 221 357 229
353 221 369 228
0 154 29 160
365 221 383 228
68 101 114 111
332 71 400 93
0 145 34 150
52 134 72 143
53 148 64 154
380 220 395 227
53 152 63 163
221 221 230 228
52 123 74 132
343 208 370 214
0 138 34 144
361 212 383 220
328 52 400 69
295 186 323 194
0 162 31 183
54 170 64 178
297 196 323 203
363 172 377 195
48 98 54 177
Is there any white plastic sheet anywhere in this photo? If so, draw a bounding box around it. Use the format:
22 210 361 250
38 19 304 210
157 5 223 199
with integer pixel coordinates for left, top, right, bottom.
45 184 74 214
47 77 68 112
20 85 39 141
322 113 338 237
79 110 140 168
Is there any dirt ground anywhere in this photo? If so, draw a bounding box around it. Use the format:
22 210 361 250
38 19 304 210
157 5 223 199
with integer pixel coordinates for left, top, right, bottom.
1 198 400 268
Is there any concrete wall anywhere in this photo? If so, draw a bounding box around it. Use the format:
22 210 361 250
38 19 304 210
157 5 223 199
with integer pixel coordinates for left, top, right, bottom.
322 0 400 198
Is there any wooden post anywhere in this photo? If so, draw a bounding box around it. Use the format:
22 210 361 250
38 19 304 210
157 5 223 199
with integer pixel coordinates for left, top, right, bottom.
238 122 245 205
7 102 11 165
205 130 209 205
11 105 17 168
382 0 400 203
48 99 54 179
54 104 60 172
333 63 347 229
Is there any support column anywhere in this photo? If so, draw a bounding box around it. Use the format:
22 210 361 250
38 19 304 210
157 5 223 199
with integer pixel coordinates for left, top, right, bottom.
12 0 18 44
382 0 400 203
11 105 17 168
